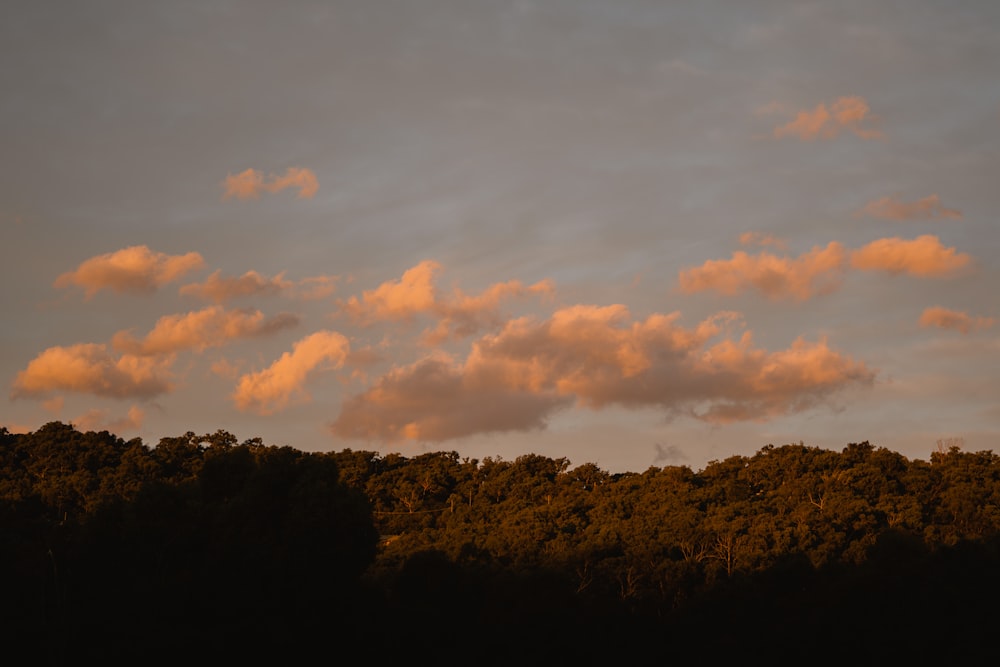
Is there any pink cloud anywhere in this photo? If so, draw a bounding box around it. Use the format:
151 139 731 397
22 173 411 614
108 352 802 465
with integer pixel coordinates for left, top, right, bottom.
233 330 350 415
772 96 883 141
850 235 972 277
11 343 173 400
111 306 299 356
677 242 848 301
222 167 319 200
330 306 874 442
54 245 204 298
919 307 995 334
857 194 962 221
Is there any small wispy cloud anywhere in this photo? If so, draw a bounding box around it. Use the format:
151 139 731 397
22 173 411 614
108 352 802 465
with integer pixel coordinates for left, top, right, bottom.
739 231 789 251
11 343 173 400
341 260 440 324
340 260 554 343
768 96 883 141
180 270 338 303
678 242 848 301
72 405 145 434
111 306 299 356
233 330 350 415
919 306 994 334
653 442 687 464
857 194 962 221
850 235 972 277
222 167 319 200
679 234 974 300
54 245 204 299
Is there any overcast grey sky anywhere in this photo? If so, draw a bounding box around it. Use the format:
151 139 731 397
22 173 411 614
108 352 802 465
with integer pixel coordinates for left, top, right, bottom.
3 0 998 472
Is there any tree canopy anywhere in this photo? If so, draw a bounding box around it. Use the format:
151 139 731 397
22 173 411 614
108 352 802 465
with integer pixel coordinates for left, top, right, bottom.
3 422 1000 664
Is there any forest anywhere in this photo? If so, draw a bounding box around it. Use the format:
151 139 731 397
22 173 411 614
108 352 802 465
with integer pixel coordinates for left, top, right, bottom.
3 421 1000 665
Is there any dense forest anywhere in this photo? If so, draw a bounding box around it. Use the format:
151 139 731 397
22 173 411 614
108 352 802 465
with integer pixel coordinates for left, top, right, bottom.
3 422 1000 664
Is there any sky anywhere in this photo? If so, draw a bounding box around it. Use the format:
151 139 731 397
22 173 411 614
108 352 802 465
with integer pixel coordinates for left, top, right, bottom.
2 0 999 473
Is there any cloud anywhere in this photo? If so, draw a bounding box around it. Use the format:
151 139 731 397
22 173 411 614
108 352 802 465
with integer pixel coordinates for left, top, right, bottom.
422 278 556 345
677 242 848 301
54 245 204 298
850 235 972 277
180 270 292 302
330 306 874 442
292 275 338 300
772 96 883 141
341 260 554 341
43 396 65 413
739 231 788 251
919 307 995 334
653 442 687 464
233 330 350 415
180 270 337 303
680 235 973 300
11 344 173 400
857 194 962 221
341 260 441 323
330 355 572 442
210 358 243 379
73 405 145 434
111 306 299 356
222 167 319 200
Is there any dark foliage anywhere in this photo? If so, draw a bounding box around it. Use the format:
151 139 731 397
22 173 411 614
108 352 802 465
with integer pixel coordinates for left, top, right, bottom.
3 423 1000 665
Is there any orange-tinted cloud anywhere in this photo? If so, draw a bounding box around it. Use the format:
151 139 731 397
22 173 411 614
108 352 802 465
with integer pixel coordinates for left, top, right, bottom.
677 242 848 301
180 270 292 302
330 305 874 442
180 270 337 302
111 306 299 356
919 307 995 334
73 405 145 434
739 231 788 251
341 260 441 323
11 344 173 400
342 351 382 384
772 96 883 141
233 330 350 415
222 167 319 200
850 235 972 277
341 260 554 342
54 245 204 298
210 358 243 379
422 278 556 345
857 194 962 221
291 275 338 300
330 355 572 442
43 396 65 413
